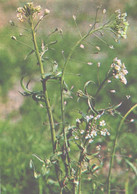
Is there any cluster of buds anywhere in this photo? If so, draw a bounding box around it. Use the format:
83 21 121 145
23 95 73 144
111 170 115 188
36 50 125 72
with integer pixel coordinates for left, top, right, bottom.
111 57 128 85
16 2 50 23
17 2 41 22
111 9 129 40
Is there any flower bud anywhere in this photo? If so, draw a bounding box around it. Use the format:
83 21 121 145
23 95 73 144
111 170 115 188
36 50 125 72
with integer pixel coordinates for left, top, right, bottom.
44 9 50 15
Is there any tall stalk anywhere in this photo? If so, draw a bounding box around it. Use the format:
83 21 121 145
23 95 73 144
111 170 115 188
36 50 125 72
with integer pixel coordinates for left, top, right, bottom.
30 17 57 153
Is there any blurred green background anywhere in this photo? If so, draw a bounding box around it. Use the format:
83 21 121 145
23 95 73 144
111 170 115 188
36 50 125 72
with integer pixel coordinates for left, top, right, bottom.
0 0 137 193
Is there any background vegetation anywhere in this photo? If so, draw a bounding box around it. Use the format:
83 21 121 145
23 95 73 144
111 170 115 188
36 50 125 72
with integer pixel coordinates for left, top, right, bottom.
0 0 137 193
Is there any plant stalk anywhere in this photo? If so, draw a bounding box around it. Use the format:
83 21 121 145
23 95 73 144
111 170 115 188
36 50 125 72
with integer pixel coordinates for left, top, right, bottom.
107 104 137 194
31 19 57 152
30 17 45 78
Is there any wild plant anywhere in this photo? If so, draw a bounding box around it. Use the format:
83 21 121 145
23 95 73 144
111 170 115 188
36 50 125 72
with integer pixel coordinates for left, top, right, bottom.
11 2 137 194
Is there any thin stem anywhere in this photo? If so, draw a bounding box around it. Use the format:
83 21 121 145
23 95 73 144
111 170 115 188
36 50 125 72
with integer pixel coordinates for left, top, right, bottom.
78 167 82 194
60 79 71 178
107 104 137 194
97 65 100 85
42 81 57 152
30 17 57 152
62 25 104 77
30 18 45 78
60 188 63 194
94 73 112 98
39 177 43 194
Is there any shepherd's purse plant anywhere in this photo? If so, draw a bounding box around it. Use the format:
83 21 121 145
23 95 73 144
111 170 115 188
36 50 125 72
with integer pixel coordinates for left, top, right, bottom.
11 2 137 194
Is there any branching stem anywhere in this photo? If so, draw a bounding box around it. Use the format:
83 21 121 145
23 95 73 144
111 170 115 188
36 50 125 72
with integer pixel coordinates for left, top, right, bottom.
60 25 108 191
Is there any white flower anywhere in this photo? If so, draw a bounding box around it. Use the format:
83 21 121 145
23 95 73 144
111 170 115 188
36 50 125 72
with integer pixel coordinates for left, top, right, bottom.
89 139 93 143
44 9 50 15
111 58 128 85
94 114 101 120
75 136 79 140
100 120 106 126
114 65 121 71
101 128 110 136
121 69 128 75
85 134 91 139
107 80 112 83
107 131 110 136
121 76 127 85
90 130 97 138
101 131 106 136
85 115 93 122
80 130 85 134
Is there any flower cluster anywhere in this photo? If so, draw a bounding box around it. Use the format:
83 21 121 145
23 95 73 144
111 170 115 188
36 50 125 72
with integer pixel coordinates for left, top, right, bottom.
111 9 129 40
111 57 128 84
73 114 110 144
99 120 110 136
17 2 41 22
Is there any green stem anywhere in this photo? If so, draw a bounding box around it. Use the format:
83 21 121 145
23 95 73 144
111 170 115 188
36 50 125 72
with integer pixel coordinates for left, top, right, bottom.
42 80 57 152
78 167 82 194
60 188 63 194
60 78 68 147
62 25 104 77
60 78 70 175
30 18 56 153
94 73 112 98
107 104 137 194
30 18 45 78
39 177 43 194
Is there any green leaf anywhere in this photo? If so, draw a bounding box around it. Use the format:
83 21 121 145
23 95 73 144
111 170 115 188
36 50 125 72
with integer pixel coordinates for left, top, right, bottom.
84 80 95 94
125 159 137 176
20 76 32 95
32 154 44 163
47 179 58 186
24 49 35 60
